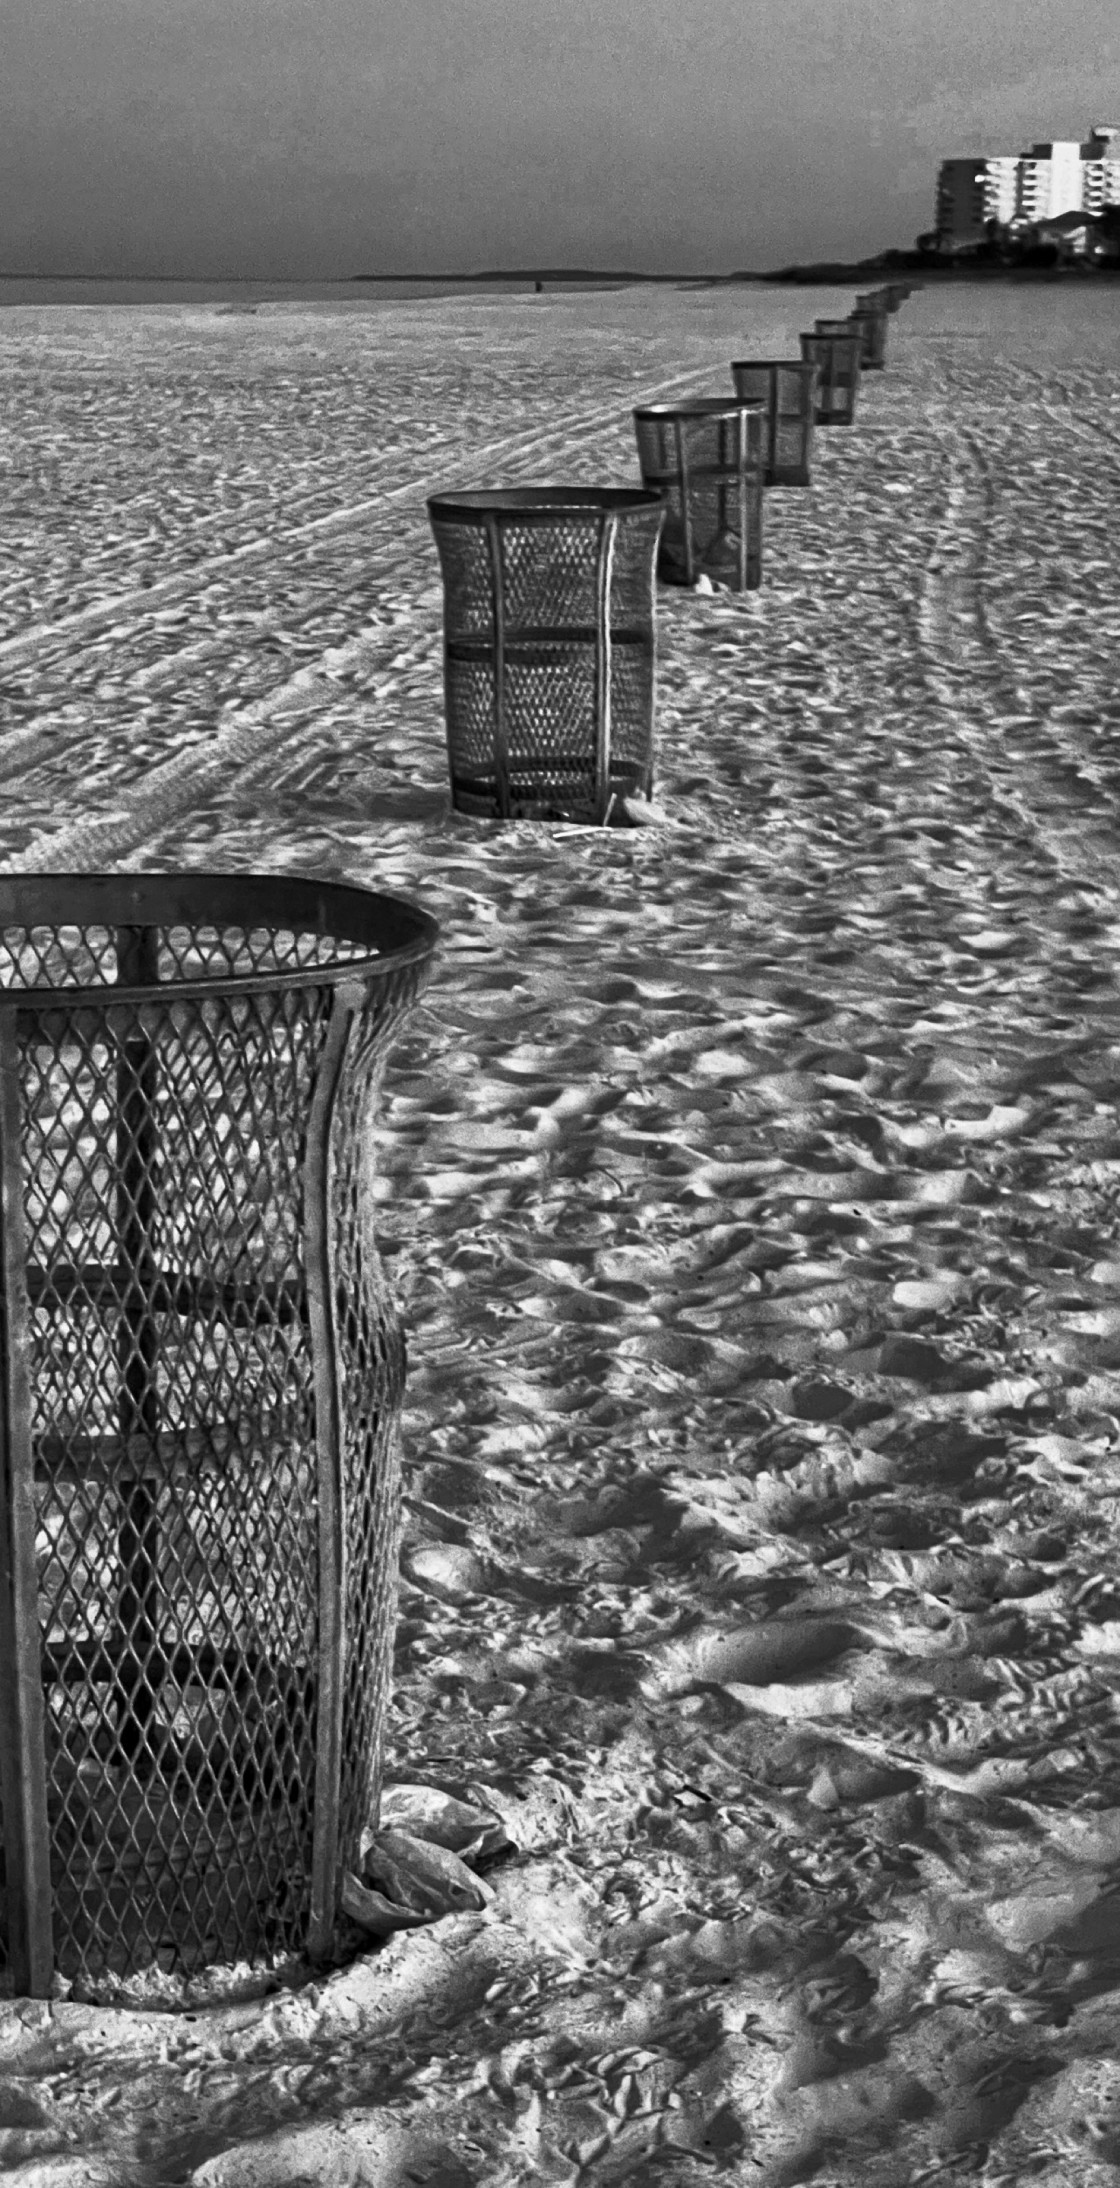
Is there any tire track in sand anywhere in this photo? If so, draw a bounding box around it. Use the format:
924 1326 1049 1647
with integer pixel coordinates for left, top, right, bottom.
0 363 718 796
0 363 714 680
5 364 717 873
912 391 1120 887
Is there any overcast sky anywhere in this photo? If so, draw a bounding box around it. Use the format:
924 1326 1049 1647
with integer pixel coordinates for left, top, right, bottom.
5 0 1120 278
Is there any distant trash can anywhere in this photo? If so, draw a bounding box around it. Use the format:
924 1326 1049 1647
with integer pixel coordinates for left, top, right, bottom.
428 486 665 824
850 308 887 370
853 294 891 362
632 398 766 591
0 872 438 1999
799 330 862 425
729 360 819 487
827 307 886 370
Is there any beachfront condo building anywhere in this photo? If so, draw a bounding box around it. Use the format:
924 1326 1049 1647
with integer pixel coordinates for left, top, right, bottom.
1082 134 1120 210
936 123 1120 246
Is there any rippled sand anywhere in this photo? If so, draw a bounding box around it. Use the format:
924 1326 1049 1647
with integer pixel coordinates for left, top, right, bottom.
3 282 1120 2184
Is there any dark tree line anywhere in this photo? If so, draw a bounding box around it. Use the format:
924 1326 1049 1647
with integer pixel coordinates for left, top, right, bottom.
920 208 1120 269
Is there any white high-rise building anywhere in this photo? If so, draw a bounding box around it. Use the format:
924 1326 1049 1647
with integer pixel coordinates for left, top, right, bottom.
1017 140 1084 218
983 158 1019 225
935 123 1120 245
1081 123 1120 208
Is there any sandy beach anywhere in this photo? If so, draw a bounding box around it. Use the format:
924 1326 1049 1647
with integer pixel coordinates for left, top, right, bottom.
3 279 1120 2184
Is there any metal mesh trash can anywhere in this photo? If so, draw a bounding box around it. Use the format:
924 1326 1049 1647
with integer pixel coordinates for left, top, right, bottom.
0 872 438 1999
814 314 884 375
632 398 766 591
814 308 885 372
728 360 819 487
428 486 665 825
799 331 862 426
853 296 891 367
849 309 886 370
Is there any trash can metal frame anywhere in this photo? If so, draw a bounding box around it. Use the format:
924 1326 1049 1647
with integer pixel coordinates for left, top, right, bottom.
632 398 766 591
428 486 665 825
0 872 438 1998
814 307 886 372
728 360 819 487
799 331 862 426
853 294 891 366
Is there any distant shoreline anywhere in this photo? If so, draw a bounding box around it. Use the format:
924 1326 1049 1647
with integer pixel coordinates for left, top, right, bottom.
348 269 759 284
0 268 757 287
4 260 1114 303
350 259 1120 285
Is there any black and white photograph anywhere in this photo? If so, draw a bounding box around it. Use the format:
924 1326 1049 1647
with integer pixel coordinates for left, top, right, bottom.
2 3 1120 2181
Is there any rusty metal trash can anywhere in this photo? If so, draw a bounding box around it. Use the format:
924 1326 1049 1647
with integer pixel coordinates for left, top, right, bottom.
799 330 862 425
428 486 665 824
0 872 438 1999
729 360 819 487
632 398 766 591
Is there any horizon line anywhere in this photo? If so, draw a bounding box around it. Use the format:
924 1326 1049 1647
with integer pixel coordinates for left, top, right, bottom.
0 266 753 283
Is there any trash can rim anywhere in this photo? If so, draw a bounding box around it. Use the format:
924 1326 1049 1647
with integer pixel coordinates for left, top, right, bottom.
0 871 440 1004
427 486 664 520
632 396 767 420
728 357 820 372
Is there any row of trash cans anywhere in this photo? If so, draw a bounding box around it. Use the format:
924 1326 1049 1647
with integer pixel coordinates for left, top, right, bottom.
430 282 914 824
0 287 915 1999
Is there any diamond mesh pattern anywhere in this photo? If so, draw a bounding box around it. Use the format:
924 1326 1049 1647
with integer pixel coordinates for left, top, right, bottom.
0 882 435 1994
0 923 370 992
607 502 665 623
729 362 818 487
607 647 657 773
0 925 121 990
498 522 602 630
429 491 663 822
633 404 765 592
160 927 370 981
800 333 862 425
428 519 493 639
